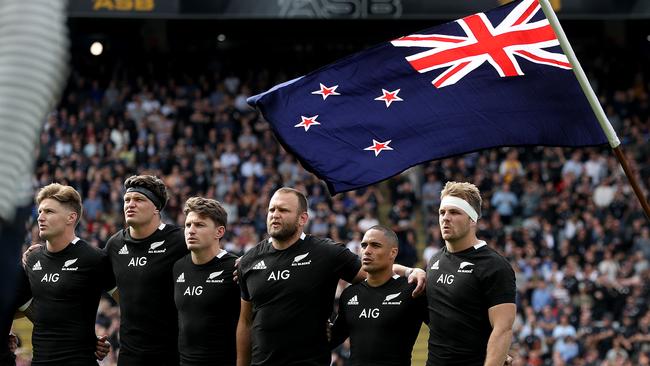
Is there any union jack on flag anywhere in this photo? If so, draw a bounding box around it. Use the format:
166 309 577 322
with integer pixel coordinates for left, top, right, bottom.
249 0 608 194
392 0 570 88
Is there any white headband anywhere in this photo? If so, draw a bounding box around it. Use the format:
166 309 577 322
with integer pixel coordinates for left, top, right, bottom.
440 196 479 222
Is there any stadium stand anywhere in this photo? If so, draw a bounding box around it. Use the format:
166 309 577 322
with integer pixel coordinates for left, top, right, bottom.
10 15 650 366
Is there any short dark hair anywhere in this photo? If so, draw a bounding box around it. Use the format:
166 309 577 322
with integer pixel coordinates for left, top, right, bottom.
183 197 228 228
36 183 83 226
367 225 399 248
275 187 308 213
124 175 168 210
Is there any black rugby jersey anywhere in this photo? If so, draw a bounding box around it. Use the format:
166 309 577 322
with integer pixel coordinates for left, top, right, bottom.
173 250 240 366
22 238 113 365
105 223 188 366
425 242 515 366
331 275 428 366
239 233 361 366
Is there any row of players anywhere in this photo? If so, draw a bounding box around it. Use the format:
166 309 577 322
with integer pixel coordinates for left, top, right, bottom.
6 176 515 366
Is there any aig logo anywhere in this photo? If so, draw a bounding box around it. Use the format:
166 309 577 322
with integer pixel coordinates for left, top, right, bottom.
184 286 203 296
436 273 454 285
267 270 290 281
128 257 147 267
359 308 380 319
41 273 60 283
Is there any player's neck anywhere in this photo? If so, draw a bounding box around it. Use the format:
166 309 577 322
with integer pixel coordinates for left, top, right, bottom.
270 230 303 250
445 233 479 253
130 217 161 239
190 244 221 265
46 231 76 253
366 269 394 287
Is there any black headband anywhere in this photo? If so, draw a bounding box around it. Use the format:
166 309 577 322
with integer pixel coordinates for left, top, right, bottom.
126 186 164 210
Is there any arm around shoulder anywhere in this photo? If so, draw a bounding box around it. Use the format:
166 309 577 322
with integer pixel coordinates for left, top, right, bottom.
237 299 253 366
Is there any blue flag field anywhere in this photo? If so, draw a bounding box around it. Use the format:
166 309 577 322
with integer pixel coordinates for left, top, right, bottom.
249 0 608 194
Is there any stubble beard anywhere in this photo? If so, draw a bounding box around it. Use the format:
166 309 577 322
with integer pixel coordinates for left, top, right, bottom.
268 218 300 242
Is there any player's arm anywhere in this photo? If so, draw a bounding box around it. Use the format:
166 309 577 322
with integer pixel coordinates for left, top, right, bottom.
393 264 426 297
236 299 253 366
14 298 34 321
21 243 42 267
350 267 367 284
329 297 349 348
14 269 34 320
95 335 110 361
484 303 515 366
108 288 120 303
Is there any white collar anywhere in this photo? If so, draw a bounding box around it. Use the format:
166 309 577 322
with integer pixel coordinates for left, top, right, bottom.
473 241 487 249
216 249 227 258
268 232 306 243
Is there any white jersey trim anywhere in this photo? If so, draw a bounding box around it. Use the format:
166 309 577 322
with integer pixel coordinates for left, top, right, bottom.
216 249 228 259
18 298 32 312
71 237 80 244
473 241 487 249
158 223 166 230
268 232 307 243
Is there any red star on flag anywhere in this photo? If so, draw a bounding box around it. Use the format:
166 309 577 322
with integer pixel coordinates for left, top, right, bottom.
374 89 403 107
311 83 340 100
364 139 394 156
294 115 321 131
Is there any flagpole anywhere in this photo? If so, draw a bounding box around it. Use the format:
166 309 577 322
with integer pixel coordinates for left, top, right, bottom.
538 0 650 221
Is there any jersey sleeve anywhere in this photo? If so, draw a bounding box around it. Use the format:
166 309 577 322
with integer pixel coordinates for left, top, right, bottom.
480 256 516 308
15 267 32 310
409 281 429 324
99 250 116 292
238 265 251 301
330 244 361 283
329 292 350 349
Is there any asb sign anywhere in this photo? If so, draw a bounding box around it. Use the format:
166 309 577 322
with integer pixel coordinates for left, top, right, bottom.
69 0 178 16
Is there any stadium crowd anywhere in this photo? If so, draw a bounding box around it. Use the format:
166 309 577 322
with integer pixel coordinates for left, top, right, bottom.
10 33 650 365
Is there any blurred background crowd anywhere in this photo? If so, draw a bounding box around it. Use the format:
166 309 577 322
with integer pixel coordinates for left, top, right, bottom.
10 10 650 366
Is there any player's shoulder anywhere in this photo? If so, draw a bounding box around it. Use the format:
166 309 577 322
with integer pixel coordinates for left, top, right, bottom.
173 253 192 272
239 239 271 268
305 234 340 246
160 223 183 235
158 223 184 243
390 275 413 290
153 224 187 256
470 245 514 278
303 234 347 254
73 239 106 260
221 252 239 265
25 244 46 266
474 245 510 266
105 228 128 249
340 282 363 300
